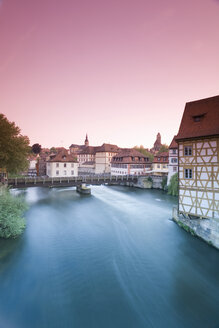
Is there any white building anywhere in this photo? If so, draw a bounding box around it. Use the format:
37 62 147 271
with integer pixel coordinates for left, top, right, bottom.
28 155 38 176
111 149 151 176
95 144 119 174
167 136 178 185
46 150 78 178
152 152 169 176
176 95 219 219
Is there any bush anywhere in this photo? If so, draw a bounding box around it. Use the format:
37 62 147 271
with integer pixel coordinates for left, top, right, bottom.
162 176 167 190
0 189 27 238
168 173 178 196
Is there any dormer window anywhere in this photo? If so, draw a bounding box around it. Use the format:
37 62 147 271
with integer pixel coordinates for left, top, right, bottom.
192 113 206 122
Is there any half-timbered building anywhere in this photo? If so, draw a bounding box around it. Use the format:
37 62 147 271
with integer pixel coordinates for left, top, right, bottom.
176 95 219 219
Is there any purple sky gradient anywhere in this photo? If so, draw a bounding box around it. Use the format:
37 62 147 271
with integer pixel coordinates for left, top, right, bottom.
0 0 219 148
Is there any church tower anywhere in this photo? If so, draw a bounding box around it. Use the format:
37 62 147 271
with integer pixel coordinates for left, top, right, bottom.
152 132 162 153
84 134 89 147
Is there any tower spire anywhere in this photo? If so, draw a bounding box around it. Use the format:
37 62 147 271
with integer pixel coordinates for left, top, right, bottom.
85 133 89 146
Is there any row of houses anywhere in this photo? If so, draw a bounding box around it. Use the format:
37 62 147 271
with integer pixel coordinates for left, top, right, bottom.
27 133 171 179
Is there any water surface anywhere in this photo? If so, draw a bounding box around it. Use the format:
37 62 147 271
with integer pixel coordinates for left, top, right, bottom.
0 186 219 328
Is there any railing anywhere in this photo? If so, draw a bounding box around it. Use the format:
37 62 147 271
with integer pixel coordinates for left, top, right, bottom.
5 174 140 188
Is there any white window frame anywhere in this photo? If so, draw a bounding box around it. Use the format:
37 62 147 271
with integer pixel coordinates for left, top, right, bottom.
185 168 192 179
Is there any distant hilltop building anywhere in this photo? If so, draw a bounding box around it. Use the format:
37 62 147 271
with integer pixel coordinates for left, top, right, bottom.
69 135 121 174
176 95 219 219
69 134 90 154
84 134 89 147
150 133 162 154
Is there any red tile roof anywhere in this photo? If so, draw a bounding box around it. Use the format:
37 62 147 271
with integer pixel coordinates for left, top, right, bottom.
153 152 169 163
47 150 78 163
169 136 178 149
79 146 97 155
96 143 119 153
112 148 151 164
176 95 219 141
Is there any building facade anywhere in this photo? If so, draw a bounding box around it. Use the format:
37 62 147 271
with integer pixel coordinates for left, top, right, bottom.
176 95 219 219
152 152 169 175
167 136 178 185
111 149 151 175
95 144 119 174
46 150 78 178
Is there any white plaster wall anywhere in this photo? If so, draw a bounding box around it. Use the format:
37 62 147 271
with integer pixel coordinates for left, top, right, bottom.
46 162 78 177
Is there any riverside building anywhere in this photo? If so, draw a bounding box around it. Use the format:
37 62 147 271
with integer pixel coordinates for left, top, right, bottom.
46 149 78 178
111 149 151 176
152 152 169 176
167 136 178 185
176 95 219 219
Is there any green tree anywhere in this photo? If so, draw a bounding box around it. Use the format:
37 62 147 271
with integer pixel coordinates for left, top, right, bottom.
158 144 169 154
168 173 178 196
134 146 154 162
0 114 30 174
0 189 27 238
162 175 167 190
50 147 57 153
32 143 42 154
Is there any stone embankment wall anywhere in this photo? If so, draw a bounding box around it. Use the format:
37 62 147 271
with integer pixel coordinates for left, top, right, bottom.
133 175 164 189
172 206 219 250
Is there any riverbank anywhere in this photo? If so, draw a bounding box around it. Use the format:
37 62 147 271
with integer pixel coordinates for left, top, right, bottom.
173 210 219 250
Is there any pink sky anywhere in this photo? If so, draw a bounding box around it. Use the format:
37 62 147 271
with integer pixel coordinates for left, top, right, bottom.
0 0 219 149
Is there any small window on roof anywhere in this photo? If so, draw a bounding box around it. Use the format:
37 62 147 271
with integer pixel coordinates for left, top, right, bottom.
192 113 206 122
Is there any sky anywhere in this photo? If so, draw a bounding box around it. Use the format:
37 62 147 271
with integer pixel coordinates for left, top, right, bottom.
0 0 219 149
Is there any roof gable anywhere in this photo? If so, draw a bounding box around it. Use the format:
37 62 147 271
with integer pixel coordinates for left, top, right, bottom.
176 95 219 140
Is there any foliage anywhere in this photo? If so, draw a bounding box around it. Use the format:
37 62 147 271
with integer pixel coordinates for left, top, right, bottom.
134 146 154 162
147 176 153 183
162 175 167 190
32 143 42 154
0 114 30 174
158 144 169 154
168 173 178 196
177 220 195 236
0 189 27 239
50 147 57 153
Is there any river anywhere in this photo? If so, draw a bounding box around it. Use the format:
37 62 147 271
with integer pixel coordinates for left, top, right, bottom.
0 186 219 328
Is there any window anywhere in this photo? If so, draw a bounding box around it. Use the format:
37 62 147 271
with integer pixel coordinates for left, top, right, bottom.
171 158 177 163
71 163 74 168
192 113 205 122
64 170 67 175
185 168 192 179
173 166 177 172
184 146 192 156
172 149 176 154
64 163 67 168
71 170 74 175
56 170 59 175
157 164 160 168
56 163 59 167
